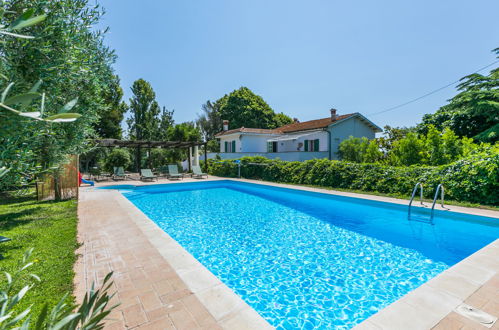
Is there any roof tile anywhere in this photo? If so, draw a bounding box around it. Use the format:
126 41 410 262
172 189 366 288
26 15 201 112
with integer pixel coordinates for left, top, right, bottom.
215 113 355 137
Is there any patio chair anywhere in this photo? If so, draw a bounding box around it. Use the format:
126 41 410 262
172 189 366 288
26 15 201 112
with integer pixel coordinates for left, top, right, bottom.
113 167 128 180
192 165 208 179
167 165 183 180
140 169 157 181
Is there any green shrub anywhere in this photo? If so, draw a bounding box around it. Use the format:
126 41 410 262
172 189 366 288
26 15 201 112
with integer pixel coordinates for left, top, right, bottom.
104 149 131 173
208 148 499 205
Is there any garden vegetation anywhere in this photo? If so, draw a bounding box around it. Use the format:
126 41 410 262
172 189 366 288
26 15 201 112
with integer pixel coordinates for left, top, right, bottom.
209 144 499 206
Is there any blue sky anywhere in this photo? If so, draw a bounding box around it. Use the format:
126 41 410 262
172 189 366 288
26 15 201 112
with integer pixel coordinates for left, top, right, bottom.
98 0 498 129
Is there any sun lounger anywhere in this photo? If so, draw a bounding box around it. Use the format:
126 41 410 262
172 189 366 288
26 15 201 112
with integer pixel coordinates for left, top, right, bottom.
192 165 208 179
113 167 128 180
140 169 157 181
167 165 183 180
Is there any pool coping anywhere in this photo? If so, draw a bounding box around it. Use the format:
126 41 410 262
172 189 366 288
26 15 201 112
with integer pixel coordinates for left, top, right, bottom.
87 177 499 329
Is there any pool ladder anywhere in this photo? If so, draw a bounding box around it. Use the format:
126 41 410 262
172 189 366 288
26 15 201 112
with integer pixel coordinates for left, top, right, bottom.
408 183 445 223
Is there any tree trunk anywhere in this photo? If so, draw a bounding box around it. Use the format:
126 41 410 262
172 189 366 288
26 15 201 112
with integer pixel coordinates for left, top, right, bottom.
54 174 62 201
136 146 141 172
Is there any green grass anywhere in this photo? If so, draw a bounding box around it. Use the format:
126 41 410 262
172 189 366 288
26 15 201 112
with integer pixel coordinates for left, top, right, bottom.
0 192 78 317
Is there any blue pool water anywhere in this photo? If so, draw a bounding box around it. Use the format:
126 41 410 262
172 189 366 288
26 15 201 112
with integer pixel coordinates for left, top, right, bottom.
104 181 499 329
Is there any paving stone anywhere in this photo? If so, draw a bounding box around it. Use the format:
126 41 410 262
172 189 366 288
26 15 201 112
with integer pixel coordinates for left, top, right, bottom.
122 303 147 328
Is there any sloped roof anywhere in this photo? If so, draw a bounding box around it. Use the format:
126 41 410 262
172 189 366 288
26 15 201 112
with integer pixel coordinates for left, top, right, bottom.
215 112 381 137
278 114 354 133
215 127 279 137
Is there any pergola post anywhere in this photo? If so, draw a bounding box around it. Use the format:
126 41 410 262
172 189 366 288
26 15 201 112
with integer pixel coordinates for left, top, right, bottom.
188 147 192 172
193 145 199 166
136 145 141 172
204 142 208 172
148 144 152 169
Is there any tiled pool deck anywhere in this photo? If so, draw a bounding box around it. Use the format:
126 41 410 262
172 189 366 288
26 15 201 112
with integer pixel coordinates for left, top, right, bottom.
76 177 499 329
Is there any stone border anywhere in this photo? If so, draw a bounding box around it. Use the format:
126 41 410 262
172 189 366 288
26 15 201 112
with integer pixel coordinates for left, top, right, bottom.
96 177 499 329
109 189 273 329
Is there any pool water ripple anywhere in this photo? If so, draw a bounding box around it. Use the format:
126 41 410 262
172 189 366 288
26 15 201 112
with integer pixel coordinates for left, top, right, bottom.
118 182 499 329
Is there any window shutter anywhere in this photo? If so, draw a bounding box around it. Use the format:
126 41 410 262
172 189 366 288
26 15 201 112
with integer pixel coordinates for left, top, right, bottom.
225 141 228 152
267 142 271 152
304 140 309 151
232 140 236 152
314 139 319 151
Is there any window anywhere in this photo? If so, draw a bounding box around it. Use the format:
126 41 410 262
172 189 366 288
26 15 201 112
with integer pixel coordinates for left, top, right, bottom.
304 139 319 152
224 140 237 152
267 141 278 152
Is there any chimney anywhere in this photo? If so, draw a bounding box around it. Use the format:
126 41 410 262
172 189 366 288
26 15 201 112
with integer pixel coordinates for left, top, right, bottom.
293 118 300 123
223 120 229 131
330 108 338 120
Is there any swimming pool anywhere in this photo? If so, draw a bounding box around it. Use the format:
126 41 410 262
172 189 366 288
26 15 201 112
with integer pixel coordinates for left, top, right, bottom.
104 180 499 329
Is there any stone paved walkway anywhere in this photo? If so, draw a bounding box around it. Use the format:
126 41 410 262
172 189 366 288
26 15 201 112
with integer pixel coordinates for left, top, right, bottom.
75 189 222 329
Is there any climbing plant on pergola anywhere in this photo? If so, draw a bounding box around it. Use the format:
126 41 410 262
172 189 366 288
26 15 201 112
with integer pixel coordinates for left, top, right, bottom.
94 139 208 172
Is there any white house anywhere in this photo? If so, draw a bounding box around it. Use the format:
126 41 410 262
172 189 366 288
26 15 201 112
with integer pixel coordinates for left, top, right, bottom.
214 109 382 161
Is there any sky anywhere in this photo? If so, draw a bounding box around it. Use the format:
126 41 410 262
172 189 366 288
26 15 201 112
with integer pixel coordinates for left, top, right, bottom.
98 0 499 129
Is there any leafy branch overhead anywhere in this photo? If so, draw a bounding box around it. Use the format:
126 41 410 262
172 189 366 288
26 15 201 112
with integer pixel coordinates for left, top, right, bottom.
0 8 81 123
0 81 81 122
0 0 117 192
0 8 46 39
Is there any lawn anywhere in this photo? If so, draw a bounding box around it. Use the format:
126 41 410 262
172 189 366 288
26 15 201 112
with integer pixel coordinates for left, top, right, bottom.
0 192 78 317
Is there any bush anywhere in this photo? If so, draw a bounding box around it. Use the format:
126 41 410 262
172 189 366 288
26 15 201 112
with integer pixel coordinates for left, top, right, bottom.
208 148 499 205
1 249 117 329
104 149 131 173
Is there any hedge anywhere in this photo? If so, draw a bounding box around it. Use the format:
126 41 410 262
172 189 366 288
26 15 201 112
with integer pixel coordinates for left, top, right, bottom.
208 152 499 206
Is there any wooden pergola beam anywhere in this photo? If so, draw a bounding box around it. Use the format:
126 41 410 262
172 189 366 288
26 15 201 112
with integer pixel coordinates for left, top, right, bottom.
92 139 210 172
93 139 207 149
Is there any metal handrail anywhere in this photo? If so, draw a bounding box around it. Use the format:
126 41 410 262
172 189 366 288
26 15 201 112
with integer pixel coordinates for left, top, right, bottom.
431 184 445 216
409 182 424 208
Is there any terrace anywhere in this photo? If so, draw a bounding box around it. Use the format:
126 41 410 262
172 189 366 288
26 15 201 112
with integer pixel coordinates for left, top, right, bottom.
76 177 499 329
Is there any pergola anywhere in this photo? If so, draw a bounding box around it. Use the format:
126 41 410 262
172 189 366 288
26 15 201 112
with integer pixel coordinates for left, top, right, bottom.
94 139 208 172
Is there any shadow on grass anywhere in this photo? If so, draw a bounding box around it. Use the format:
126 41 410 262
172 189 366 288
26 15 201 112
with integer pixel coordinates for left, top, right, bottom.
0 207 41 231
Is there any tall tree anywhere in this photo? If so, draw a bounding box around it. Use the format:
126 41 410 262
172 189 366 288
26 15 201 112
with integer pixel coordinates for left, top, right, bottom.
419 48 499 142
196 100 222 151
95 75 127 139
158 106 174 140
216 87 293 130
167 122 201 142
0 0 116 189
126 79 161 170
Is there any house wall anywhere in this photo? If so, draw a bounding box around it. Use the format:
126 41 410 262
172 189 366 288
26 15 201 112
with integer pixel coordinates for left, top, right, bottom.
277 131 329 152
328 117 376 159
240 135 272 152
218 134 242 152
